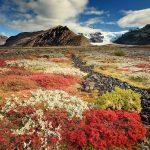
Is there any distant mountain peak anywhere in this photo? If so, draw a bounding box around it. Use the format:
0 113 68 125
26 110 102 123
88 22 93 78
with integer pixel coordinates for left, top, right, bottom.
144 24 150 29
80 31 126 45
115 24 150 45
5 26 90 47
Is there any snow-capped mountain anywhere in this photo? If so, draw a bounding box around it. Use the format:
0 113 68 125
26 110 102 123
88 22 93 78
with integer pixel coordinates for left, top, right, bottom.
102 31 128 44
80 30 127 45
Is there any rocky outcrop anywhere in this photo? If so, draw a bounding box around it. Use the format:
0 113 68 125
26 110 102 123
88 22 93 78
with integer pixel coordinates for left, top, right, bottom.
115 24 150 45
71 54 150 125
5 26 90 47
0 35 8 45
89 32 104 43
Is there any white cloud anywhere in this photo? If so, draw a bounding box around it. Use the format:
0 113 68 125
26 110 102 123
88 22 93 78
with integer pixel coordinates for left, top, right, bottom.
27 0 88 20
84 7 104 15
84 17 102 26
3 0 102 34
105 22 116 25
0 32 9 37
118 8 150 28
1 0 111 35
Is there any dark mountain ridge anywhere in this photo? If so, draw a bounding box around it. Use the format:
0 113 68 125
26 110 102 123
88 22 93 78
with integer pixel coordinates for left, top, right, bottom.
115 24 150 45
5 26 90 47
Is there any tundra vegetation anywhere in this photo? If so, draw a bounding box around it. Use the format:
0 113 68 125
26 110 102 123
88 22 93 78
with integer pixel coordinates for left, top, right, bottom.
0 45 149 149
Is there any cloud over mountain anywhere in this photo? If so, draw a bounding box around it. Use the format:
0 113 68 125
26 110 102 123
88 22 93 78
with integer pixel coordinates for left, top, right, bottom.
0 0 104 34
118 8 150 28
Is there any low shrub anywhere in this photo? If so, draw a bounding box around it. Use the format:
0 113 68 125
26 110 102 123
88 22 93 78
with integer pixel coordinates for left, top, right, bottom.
0 76 38 91
0 58 16 67
96 87 141 112
6 59 87 76
0 108 63 150
129 75 148 83
6 59 60 72
50 57 70 63
0 107 146 149
63 109 146 149
4 67 32 76
28 73 79 90
3 89 89 118
0 59 6 67
135 64 150 69
114 50 125 56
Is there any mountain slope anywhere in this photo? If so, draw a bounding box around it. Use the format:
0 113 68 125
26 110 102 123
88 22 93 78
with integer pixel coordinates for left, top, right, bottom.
5 26 90 47
115 24 150 45
0 35 8 45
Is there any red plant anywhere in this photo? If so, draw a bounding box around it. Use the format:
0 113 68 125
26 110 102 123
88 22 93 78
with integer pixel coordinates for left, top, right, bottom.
63 109 147 149
135 64 150 69
44 109 68 128
0 75 38 91
0 115 22 150
0 107 147 149
0 58 16 67
28 73 79 90
7 67 32 76
50 57 70 63
118 67 129 72
0 59 6 67
0 108 68 149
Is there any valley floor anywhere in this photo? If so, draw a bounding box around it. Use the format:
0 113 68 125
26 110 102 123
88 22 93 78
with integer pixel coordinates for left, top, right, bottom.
0 45 149 149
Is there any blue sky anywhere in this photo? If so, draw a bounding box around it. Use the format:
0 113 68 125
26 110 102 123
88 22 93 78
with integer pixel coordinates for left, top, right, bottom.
0 0 150 36
88 0 150 31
